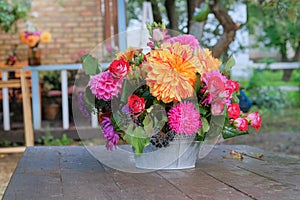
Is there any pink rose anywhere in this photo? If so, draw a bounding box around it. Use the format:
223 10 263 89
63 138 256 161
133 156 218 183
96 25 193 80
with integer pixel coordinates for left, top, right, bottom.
234 118 248 132
127 94 145 113
247 111 262 131
227 103 241 119
203 70 227 98
108 58 130 79
212 100 225 115
152 28 165 41
226 80 239 92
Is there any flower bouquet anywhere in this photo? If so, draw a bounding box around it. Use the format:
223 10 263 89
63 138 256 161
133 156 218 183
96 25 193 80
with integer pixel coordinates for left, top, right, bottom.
81 22 262 169
20 23 51 65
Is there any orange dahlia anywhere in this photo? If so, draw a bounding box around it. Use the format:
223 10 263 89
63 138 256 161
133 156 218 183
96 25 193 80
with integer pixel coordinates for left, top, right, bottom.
26 35 40 47
197 48 222 76
144 42 200 103
116 47 142 61
41 31 52 43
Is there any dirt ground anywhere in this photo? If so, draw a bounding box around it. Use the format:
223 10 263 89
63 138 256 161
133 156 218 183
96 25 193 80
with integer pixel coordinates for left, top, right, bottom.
0 132 299 198
0 153 22 198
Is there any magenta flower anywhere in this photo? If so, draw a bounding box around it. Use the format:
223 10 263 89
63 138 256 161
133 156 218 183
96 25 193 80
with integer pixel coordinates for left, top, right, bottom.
247 111 262 131
226 80 239 93
101 117 120 150
89 71 122 101
227 103 241 119
166 34 199 51
168 101 202 136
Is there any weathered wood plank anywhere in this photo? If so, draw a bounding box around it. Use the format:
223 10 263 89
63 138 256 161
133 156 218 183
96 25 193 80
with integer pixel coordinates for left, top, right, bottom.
197 145 300 200
3 147 63 199
3 145 300 200
157 169 253 200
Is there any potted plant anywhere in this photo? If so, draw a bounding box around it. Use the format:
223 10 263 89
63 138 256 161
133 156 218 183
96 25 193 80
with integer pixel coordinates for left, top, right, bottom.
41 71 61 120
19 22 51 66
81 22 262 169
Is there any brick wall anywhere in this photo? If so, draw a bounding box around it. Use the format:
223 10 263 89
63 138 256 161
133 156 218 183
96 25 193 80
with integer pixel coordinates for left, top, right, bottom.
0 0 103 64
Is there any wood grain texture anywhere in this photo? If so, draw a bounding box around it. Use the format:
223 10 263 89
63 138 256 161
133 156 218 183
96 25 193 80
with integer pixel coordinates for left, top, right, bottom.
0 67 34 153
3 145 300 200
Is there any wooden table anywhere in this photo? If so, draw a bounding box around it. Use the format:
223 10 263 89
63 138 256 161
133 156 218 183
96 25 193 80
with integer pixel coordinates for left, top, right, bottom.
3 145 300 200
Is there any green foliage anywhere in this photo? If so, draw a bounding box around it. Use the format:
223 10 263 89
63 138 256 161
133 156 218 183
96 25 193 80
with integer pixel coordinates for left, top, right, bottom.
0 140 19 147
123 124 150 155
0 0 31 33
247 0 300 60
220 54 236 78
193 3 210 22
247 69 289 110
82 54 101 76
42 71 61 91
222 126 248 139
37 132 73 146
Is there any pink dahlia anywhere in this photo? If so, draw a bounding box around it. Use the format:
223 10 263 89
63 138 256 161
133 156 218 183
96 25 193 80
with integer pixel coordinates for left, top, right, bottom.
166 34 200 51
168 102 202 135
89 71 122 101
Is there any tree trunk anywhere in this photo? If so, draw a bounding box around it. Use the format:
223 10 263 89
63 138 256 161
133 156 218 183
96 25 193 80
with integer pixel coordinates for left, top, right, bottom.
281 42 300 81
292 41 300 62
210 1 239 58
149 0 162 23
165 0 179 32
187 0 202 33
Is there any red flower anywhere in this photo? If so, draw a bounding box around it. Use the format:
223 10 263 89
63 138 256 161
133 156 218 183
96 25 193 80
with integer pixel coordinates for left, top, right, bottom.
108 58 130 78
127 94 145 113
227 103 241 119
226 80 239 92
247 111 262 131
234 118 248 132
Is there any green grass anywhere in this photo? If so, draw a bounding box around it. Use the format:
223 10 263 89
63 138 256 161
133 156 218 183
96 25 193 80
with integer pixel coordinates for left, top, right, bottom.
242 69 300 88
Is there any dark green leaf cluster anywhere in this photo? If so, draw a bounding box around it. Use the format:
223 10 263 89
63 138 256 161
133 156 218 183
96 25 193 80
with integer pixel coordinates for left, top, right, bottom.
0 0 31 33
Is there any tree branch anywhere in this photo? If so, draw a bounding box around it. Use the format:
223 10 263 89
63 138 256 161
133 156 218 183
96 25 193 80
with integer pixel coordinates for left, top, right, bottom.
210 0 239 58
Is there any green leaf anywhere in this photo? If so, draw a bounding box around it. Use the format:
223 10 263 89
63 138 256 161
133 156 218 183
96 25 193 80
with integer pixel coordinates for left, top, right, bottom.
231 92 240 104
123 125 150 155
197 117 210 141
193 3 210 22
82 54 100 75
199 106 207 116
223 54 236 73
222 126 249 139
194 73 201 93
288 8 297 24
201 117 210 133
120 79 131 103
143 115 154 136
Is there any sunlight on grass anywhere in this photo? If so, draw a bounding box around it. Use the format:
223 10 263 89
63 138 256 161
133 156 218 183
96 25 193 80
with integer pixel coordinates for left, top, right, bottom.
241 69 300 88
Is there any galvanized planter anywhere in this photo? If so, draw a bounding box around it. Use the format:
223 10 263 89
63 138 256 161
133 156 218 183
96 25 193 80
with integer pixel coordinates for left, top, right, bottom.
134 135 200 170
